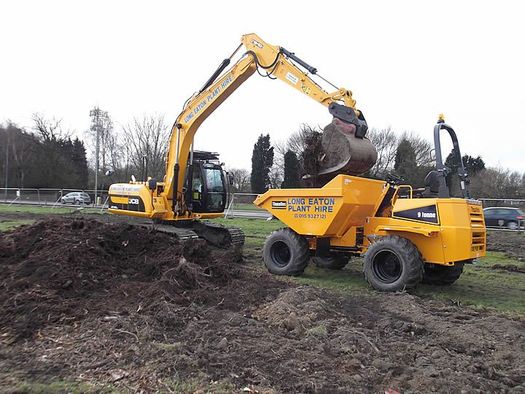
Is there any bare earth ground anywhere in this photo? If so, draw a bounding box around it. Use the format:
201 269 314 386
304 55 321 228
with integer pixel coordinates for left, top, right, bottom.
0 218 524 393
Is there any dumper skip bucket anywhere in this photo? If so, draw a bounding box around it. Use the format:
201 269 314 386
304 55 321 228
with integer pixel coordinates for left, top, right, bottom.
254 175 388 237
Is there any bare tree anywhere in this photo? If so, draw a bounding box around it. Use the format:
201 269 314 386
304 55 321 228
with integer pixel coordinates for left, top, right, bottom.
367 127 398 177
228 168 250 192
86 107 121 173
268 164 283 189
122 115 170 180
32 113 67 142
470 167 525 199
401 131 434 167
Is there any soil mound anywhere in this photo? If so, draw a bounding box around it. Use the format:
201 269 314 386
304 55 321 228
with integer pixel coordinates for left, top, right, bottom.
254 287 334 333
0 218 240 340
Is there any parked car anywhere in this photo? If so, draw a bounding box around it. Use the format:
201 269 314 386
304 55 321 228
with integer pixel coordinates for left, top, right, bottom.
60 192 91 205
483 207 524 230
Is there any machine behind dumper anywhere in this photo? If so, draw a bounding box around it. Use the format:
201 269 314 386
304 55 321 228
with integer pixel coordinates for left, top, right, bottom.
255 118 486 292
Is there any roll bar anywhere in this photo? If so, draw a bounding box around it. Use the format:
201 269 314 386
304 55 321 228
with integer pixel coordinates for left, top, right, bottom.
433 118 470 198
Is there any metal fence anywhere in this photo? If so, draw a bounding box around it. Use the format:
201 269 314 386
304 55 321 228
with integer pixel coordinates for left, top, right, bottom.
1 188 524 225
224 192 268 218
1 187 109 207
479 198 525 209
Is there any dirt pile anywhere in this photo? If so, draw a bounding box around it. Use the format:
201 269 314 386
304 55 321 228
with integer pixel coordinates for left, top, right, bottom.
1 219 524 392
0 218 240 340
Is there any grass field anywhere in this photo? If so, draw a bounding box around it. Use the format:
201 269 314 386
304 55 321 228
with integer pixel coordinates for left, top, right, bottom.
0 204 103 215
2 206 524 315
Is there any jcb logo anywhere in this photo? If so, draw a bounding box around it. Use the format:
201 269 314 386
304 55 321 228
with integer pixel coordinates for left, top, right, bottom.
128 198 139 205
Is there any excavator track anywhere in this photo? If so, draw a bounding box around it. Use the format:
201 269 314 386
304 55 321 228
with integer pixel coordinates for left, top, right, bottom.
118 217 244 249
150 224 200 242
191 221 246 249
131 219 244 249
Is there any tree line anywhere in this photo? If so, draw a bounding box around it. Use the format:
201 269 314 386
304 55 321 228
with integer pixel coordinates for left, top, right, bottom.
242 125 525 200
0 116 88 189
0 108 169 191
2 108 523 201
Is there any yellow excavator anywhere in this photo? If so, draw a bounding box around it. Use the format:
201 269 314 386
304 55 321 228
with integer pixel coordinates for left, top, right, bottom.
108 33 377 247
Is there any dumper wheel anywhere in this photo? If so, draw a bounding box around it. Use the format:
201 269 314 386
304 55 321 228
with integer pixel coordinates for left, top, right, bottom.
312 254 350 270
364 235 423 292
422 261 467 285
263 228 309 276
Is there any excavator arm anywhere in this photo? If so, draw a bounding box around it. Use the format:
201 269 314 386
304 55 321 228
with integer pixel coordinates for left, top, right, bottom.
164 33 370 217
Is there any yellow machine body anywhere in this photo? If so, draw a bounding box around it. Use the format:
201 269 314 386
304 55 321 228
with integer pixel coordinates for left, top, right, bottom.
108 182 222 220
254 174 486 267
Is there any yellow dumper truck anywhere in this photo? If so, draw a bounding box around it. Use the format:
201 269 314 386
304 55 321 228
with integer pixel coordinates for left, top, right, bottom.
255 119 486 292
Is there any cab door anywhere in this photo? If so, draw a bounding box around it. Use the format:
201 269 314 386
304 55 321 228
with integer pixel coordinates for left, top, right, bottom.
190 164 227 214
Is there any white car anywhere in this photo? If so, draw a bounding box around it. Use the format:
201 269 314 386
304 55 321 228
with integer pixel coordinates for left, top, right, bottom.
60 192 91 205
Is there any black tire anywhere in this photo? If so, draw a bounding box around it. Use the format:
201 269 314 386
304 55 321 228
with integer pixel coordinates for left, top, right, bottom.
422 261 467 285
507 221 518 230
312 254 350 270
74 199 80 205
263 228 309 276
363 235 423 292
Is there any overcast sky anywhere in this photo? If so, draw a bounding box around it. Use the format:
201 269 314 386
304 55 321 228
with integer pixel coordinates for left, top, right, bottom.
1 0 524 173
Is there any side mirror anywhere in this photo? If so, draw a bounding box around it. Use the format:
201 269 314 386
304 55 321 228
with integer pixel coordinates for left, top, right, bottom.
227 172 234 186
148 178 157 191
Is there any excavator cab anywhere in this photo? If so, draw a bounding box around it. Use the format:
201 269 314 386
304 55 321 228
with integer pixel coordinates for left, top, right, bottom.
185 151 228 214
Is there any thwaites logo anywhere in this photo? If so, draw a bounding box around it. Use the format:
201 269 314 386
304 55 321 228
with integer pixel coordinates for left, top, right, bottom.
393 205 438 224
271 201 287 210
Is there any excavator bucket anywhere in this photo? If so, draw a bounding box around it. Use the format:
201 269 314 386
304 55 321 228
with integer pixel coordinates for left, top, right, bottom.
320 118 377 176
303 118 377 186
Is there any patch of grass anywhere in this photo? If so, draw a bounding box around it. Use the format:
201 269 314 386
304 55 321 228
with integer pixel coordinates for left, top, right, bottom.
12 381 112 393
212 217 283 255
152 341 183 351
162 375 235 393
476 250 525 269
306 324 328 338
230 202 264 211
0 219 34 231
416 252 525 314
0 204 106 215
0 204 75 214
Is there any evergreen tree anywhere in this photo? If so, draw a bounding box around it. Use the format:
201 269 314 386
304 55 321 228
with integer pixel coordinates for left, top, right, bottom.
394 138 418 184
445 151 485 195
282 150 300 188
71 138 89 188
250 134 274 194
